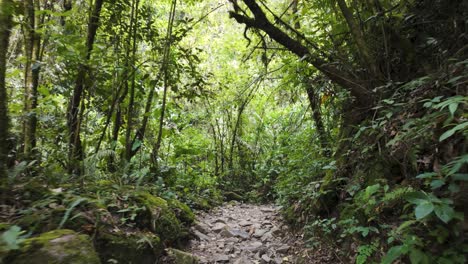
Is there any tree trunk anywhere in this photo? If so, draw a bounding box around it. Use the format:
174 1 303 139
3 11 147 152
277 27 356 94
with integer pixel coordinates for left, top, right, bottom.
305 82 330 157
0 0 13 180
290 4 330 157
67 0 104 175
151 0 176 171
336 0 380 78
23 0 41 159
124 0 139 162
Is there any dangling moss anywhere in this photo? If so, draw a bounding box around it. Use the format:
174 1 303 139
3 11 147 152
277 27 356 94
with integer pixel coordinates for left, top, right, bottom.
5 229 100 264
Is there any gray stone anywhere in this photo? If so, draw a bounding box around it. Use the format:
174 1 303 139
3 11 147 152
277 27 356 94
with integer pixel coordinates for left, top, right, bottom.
254 229 268 238
261 232 273 242
261 254 272 263
233 255 253 264
220 228 235 238
239 220 252 227
214 218 227 224
194 222 210 234
215 254 230 262
231 229 250 240
193 230 210 241
213 222 227 233
276 245 290 254
270 227 281 236
260 208 275 213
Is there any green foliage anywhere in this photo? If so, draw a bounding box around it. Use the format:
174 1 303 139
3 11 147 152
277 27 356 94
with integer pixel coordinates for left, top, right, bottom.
356 240 378 264
58 197 87 229
0 225 27 253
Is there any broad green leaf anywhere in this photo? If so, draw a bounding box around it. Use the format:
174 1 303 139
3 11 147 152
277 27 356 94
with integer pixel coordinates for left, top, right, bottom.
452 173 468 181
440 122 468 141
430 179 445 189
409 249 429 264
405 192 427 204
434 205 454 223
415 201 434 220
448 102 458 115
132 139 142 151
416 172 437 179
382 245 404 264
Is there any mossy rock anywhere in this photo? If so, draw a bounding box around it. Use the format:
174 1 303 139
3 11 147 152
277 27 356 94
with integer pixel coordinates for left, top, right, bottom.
187 196 211 210
224 191 244 202
5 229 100 264
165 248 199 264
133 192 182 243
95 230 163 264
168 199 195 225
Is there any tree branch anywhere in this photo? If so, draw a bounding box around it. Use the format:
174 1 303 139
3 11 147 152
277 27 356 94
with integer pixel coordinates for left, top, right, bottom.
228 1 372 102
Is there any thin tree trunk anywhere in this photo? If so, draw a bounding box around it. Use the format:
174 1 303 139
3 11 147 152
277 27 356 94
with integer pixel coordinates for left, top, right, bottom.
0 0 13 180
130 69 163 157
67 0 104 175
151 0 177 170
23 0 41 159
290 5 330 157
215 115 225 174
305 83 330 157
336 0 379 77
125 0 139 161
210 123 219 176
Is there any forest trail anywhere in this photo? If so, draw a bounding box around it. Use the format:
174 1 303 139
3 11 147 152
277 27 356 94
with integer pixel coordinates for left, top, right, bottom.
186 202 311 264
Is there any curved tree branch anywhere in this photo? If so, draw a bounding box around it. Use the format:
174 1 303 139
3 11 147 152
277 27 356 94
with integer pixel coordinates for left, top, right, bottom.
229 0 373 104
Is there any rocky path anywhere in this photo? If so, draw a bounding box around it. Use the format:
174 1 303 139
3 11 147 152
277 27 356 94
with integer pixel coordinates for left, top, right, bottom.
187 202 306 264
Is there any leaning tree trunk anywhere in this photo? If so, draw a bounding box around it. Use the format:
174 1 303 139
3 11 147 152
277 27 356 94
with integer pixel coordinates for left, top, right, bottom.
0 0 14 180
67 0 104 175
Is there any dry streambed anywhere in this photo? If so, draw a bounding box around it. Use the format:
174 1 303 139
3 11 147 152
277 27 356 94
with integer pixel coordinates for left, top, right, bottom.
186 202 304 264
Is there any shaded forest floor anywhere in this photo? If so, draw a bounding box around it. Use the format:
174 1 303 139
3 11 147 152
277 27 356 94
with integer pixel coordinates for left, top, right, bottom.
182 202 338 264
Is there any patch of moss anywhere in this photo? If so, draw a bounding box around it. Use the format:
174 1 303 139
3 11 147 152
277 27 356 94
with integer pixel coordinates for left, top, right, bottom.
95 230 163 264
133 192 182 243
166 248 199 264
224 191 244 202
0 223 11 232
168 199 195 225
6 229 100 264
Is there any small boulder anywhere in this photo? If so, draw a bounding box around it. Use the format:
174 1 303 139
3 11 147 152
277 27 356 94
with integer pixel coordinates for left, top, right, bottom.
212 222 226 233
6 229 100 264
193 230 210 241
166 248 199 264
215 254 230 262
276 245 290 254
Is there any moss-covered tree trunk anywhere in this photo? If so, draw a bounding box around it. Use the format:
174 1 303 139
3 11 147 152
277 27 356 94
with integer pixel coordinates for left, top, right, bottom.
305 83 330 157
0 0 14 180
